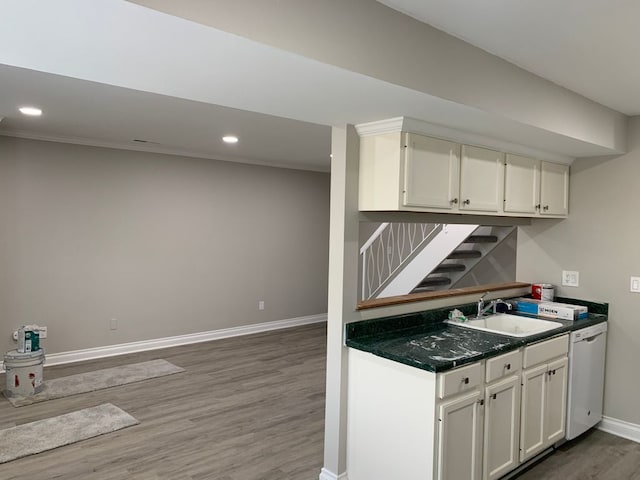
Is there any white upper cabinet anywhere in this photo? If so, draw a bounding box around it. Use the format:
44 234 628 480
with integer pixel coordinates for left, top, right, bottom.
504 154 540 215
358 131 569 218
460 145 504 213
504 154 569 217
404 134 460 210
540 162 569 216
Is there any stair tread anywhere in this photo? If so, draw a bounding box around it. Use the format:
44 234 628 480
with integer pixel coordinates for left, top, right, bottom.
418 277 452 287
447 250 482 259
412 286 437 293
463 235 498 243
432 264 466 273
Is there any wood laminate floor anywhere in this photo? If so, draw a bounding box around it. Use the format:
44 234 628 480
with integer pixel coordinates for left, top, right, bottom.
0 323 327 480
517 428 640 479
1 322 639 479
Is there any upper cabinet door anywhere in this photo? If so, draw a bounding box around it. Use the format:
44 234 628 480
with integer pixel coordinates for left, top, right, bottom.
504 154 540 215
540 162 569 216
403 134 460 209
459 145 505 213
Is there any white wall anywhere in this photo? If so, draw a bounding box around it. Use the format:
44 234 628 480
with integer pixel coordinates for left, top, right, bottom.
517 116 640 426
0 137 330 355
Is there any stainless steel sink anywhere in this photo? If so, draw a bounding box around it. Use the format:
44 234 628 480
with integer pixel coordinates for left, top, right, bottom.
447 313 563 337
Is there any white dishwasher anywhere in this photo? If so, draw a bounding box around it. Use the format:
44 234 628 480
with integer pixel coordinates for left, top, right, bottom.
566 321 608 440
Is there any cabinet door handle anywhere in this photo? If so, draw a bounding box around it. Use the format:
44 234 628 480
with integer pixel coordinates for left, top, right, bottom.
543 205 549 211
462 377 469 384
463 199 471 205
479 399 484 406
450 198 458 205
505 363 511 370
535 204 541 210
492 393 497 400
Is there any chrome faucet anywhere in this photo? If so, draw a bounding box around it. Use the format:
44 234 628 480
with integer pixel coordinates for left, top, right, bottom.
476 292 490 318
476 293 513 318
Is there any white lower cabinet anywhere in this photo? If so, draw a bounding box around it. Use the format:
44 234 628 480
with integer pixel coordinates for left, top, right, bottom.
483 375 521 480
520 337 569 462
437 389 484 480
347 336 569 480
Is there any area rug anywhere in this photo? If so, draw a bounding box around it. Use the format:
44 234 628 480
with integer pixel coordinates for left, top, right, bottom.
4 359 184 407
0 403 139 463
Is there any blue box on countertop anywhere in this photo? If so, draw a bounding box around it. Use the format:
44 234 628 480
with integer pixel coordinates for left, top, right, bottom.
515 298 588 320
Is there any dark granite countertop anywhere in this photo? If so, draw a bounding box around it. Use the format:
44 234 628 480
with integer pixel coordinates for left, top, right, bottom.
345 297 608 373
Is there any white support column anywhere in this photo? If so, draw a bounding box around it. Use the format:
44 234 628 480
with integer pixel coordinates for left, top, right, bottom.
320 125 360 480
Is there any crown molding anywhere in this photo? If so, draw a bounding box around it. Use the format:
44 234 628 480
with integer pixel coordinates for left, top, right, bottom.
355 116 575 165
0 129 330 173
354 117 405 137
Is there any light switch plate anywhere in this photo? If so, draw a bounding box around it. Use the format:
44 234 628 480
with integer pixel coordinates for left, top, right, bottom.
631 276 640 293
562 270 579 287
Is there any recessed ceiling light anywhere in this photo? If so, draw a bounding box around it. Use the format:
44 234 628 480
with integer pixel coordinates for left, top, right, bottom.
19 106 42 116
222 135 239 144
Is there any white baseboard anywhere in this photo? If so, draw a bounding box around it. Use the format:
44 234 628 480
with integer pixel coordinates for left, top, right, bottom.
1 314 326 372
599 415 640 444
319 468 348 480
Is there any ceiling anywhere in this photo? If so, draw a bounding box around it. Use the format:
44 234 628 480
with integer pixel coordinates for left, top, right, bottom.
378 0 640 115
0 65 332 172
0 1 633 171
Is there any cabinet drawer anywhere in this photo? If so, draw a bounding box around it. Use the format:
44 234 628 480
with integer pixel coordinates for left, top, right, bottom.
438 362 483 399
486 349 522 383
523 335 569 368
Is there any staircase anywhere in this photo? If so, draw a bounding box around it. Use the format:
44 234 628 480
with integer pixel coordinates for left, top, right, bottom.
412 226 514 293
360 224 515 300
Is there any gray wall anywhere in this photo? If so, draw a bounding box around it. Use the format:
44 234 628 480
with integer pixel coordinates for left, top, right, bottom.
517 116 640 425
0 137 330 354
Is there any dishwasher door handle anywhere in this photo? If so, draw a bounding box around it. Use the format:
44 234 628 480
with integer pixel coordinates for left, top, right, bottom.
584 333 605 343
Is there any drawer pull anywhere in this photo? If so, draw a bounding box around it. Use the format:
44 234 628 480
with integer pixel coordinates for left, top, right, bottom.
462 377 470 384
505 363 511 370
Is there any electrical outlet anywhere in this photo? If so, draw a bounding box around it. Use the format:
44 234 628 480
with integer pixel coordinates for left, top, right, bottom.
258 301 265 311
631 277 640 293
562 270 579 287
109 318 118 330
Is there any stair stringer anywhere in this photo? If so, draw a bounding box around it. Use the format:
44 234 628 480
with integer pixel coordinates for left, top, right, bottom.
377 224 478 298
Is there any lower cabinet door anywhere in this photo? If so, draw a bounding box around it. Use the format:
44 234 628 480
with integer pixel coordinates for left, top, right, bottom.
437 389 483 480
520 364 548 462
545 357 568 444
483 375 521 480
